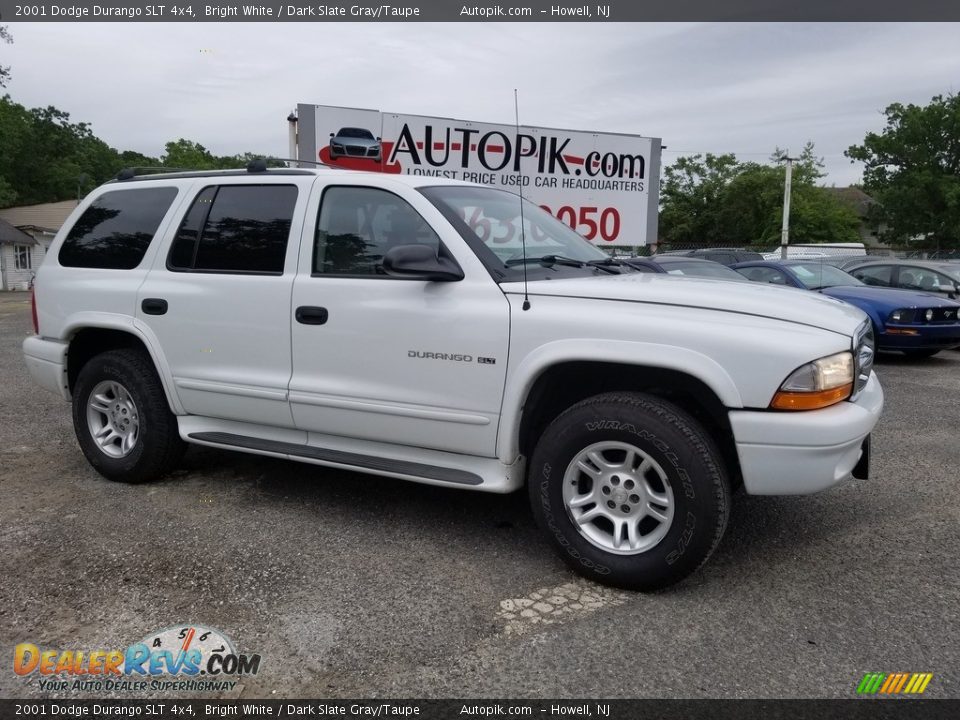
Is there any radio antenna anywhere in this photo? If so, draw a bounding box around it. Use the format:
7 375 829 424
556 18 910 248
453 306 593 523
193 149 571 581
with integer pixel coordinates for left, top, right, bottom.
514 89 531 311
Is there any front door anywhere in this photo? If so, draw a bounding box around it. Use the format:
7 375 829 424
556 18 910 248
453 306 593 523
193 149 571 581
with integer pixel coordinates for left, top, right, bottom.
289 181 510 457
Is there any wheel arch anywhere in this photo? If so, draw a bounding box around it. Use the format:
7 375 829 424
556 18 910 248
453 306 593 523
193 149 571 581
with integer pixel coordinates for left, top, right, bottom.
502 350 744 490
65 322 183 415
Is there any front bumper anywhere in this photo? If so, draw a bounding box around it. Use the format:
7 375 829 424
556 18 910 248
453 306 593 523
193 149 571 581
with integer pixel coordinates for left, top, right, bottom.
879 323 960 351
730 370 883 495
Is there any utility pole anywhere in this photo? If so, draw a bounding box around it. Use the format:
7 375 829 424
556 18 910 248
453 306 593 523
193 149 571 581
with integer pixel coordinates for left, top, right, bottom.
779 153 795 260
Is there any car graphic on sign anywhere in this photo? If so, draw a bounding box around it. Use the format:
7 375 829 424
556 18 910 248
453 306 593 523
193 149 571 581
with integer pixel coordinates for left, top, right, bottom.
329 127 381 161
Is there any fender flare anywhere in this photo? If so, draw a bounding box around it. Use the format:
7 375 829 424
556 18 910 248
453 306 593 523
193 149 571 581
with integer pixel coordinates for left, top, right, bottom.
496 339 743 464
61 312 185 415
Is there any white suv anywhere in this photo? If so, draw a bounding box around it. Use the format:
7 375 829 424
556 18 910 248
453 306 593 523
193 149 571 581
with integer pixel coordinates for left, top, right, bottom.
23 166 883 590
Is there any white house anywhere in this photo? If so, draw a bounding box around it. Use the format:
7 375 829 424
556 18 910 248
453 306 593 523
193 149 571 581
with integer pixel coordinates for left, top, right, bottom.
0 200 78 291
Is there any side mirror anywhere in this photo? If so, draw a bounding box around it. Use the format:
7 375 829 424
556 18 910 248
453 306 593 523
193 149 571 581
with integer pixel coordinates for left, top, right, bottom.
376 136 381 141
383 244 464 282
329 132 334 137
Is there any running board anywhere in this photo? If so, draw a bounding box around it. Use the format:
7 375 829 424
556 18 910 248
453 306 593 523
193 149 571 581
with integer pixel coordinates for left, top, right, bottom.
188 431 483 486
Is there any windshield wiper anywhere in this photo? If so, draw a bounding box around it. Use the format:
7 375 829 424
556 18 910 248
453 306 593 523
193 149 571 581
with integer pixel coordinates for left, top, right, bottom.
505 255 587 268
584 258 625 274
504 255 620 274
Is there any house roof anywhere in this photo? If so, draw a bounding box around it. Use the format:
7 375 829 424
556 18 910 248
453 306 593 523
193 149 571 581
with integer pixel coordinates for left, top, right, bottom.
0 218 39 245
0 200 79 233
826 187 876 216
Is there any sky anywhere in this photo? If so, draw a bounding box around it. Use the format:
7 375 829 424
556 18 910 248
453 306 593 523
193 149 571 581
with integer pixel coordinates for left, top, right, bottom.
3 22 959 186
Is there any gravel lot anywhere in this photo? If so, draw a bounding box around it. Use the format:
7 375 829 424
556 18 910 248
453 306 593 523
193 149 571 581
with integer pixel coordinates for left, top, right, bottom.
1 290 958 700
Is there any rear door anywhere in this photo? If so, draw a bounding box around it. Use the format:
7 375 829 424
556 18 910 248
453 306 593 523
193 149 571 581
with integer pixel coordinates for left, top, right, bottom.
288 179 511 457
137 179 307 427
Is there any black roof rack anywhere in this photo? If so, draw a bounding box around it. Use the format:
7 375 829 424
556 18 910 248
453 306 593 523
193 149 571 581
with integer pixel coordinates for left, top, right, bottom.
115 166 192 180
265 157 344 170
112 156 349 183
113 166 317 183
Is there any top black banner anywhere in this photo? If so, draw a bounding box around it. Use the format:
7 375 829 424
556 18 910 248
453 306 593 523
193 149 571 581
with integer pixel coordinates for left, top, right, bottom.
1 0 959 22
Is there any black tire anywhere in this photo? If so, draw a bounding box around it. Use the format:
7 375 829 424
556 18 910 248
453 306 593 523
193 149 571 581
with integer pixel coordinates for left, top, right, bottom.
72 349 185 483
903 349 940 359
528 392 730 591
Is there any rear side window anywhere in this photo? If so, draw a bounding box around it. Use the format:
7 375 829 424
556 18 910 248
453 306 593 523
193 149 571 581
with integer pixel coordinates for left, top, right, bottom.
59 188 177 269
169 185 298 274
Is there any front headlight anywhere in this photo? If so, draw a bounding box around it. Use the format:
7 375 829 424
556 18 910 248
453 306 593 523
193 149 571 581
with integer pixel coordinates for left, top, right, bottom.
889 308 915 323
770 351 854 410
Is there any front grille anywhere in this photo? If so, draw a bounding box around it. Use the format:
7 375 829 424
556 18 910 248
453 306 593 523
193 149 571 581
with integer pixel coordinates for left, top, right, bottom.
924 307 960 323
852 320 874 399
345 145 367 156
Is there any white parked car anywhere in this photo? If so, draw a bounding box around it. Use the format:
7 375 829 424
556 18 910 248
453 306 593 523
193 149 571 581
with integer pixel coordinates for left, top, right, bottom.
23 166 883 590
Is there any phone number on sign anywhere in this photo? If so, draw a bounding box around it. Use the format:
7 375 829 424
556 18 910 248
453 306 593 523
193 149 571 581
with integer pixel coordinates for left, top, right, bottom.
463 205 623 244
542 205 621 242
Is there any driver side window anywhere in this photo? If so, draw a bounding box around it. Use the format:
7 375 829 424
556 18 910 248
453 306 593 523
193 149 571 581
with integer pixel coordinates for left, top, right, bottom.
852 265 893 287
314 187 440 276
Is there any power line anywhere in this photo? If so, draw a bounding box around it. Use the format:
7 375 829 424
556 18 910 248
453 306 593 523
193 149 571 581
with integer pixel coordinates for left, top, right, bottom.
660 148 853 158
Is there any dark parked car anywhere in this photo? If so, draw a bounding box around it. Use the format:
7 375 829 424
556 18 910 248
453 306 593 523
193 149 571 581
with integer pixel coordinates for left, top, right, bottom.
732 260 960 357
843 259 960 300
625 256 752 281
329 127 381 160
657 248 763 266
816 255 872 270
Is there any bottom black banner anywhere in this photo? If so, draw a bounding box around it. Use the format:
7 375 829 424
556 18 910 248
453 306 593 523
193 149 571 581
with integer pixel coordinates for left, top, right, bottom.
2 700 959 720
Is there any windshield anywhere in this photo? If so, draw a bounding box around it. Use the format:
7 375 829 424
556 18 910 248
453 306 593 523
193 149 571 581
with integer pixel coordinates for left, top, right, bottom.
420 185 612 280
658 261 749 281
337 128 374 139
790 263 864 290
935 264 960 283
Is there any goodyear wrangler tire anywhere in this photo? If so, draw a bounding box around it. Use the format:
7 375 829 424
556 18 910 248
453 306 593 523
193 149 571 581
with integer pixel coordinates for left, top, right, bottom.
528 392 730 591
72 349 185 483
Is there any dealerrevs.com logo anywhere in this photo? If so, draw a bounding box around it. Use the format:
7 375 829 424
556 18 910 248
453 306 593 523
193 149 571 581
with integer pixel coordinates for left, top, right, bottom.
13 624 261 693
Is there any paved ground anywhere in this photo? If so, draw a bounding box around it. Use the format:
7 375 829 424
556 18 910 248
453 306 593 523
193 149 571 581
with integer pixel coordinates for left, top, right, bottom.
1 290 958 700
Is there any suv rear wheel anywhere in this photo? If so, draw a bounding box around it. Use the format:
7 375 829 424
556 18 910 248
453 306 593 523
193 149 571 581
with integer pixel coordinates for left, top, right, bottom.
528 392 730 590
72 349 185 483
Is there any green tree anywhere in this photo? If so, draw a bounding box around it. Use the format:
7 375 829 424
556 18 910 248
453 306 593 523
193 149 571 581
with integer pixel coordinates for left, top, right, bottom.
660 143 860 246
161 140 285 170
161 138 223 169
0 96 287 208
0 26 12 89
846 93 960 248
659 153 739 243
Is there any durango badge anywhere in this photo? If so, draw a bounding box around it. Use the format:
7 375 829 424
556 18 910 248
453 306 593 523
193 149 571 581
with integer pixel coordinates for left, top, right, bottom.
408 350 473 362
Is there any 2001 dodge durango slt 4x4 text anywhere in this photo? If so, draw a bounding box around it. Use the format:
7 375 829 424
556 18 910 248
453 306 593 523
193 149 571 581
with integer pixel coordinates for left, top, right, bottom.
23 165 883 590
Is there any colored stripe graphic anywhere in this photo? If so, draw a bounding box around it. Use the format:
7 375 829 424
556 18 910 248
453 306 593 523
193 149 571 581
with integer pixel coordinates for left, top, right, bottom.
857 672 933 695
880 674 897 693
857 673 885 694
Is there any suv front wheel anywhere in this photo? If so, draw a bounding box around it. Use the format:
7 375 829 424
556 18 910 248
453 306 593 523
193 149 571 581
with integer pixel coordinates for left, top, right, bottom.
528 392 730 590
72 349 185 483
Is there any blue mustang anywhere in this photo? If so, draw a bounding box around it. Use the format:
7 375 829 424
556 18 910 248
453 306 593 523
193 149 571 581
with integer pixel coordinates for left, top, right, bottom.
732 260 960 358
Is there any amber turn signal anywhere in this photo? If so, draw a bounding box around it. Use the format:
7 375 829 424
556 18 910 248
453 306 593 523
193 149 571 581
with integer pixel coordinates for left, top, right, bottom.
770 383 854 411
